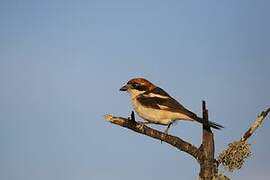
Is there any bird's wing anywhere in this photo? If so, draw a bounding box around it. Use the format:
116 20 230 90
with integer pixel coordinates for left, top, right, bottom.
149 87 171 97
137 87 197 118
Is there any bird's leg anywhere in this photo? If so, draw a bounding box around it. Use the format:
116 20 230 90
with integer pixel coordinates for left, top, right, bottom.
129 111 135 122
160 122 173 144
164 122 173 134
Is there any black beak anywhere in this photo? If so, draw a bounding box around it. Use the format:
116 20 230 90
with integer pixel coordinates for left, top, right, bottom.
120 85 128 91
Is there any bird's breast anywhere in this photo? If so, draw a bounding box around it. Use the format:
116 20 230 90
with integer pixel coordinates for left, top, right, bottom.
131 98 185 125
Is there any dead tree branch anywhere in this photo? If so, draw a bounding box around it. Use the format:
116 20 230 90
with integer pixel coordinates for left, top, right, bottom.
104 114 203 161
241 108 270 142
199 101 217 179
105 103 269 179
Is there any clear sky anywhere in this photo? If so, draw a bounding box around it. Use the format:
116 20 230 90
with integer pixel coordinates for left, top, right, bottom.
0 0 269 180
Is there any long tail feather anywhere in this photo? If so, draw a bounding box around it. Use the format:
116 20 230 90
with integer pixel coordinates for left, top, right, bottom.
194 117 224 130
208 120 224 130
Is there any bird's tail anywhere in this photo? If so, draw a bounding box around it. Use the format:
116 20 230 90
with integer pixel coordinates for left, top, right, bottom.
194 117 224 130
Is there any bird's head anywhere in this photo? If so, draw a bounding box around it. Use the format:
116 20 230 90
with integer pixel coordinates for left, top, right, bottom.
120 78 156 97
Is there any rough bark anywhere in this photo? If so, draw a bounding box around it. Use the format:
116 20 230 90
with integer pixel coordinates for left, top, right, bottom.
199 101 217 180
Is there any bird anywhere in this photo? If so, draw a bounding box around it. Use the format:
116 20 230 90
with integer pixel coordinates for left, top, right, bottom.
120 78 223 133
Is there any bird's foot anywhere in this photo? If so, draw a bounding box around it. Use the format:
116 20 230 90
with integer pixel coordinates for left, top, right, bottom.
160 124 172 144
163 129 169 135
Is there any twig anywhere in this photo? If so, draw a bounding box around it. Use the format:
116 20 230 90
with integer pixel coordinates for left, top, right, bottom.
241 108 270 142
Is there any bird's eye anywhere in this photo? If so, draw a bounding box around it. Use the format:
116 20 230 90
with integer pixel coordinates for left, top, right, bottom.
132 83 146 91
132 83 140 88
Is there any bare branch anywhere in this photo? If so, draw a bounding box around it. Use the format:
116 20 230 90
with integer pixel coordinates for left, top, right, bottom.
241 108 270 142
104 114 203 161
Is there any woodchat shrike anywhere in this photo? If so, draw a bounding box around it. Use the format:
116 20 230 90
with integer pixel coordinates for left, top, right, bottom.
120 78 223 133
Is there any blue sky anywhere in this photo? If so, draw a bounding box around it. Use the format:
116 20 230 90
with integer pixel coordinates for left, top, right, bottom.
0 1 270 180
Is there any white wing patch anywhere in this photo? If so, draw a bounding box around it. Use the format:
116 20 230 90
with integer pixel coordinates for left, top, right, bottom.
145 93 169 99
157 104 170 110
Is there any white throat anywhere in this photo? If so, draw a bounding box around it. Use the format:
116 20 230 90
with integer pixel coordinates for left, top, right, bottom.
127 89 145 99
